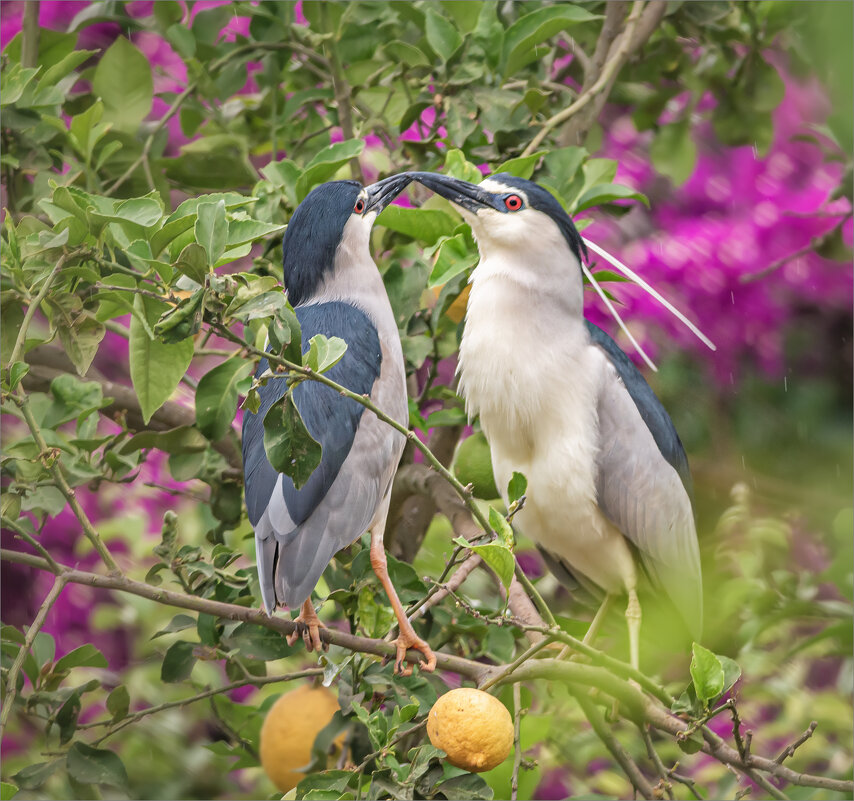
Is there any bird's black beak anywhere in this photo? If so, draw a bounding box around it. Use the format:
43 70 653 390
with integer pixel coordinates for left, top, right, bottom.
364 173 413 214
409 172 498 213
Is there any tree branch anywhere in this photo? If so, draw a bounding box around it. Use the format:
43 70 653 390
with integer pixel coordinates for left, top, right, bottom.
3 547 851 796
85 669 323 745
576 691 656 800
523 0 667 153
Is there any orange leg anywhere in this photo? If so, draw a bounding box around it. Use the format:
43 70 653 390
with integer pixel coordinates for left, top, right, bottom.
369 526 437 676
286 598 328 652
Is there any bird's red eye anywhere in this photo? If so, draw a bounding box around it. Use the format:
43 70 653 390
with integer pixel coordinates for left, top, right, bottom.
504 194 523 211
354 198 365 213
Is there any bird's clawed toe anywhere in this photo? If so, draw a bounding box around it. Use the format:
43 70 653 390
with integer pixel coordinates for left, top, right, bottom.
392 632 437 676
288 600 328 653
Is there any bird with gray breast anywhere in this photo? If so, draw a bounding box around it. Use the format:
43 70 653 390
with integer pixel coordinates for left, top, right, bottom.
410 170 703 669
242 175 437 675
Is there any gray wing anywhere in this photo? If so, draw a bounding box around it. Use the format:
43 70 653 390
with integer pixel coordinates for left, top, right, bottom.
255 389 404 609
255 343 406 611
593 347 703 638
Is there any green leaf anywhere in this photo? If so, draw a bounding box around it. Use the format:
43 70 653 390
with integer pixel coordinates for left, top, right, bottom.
44 374 105 427
226 218 286 248
54 643 108 673
376 205 459 245
507 472 527 504
502 4 599 77
225 622 295 661
453 537 514 590
425 9 463 63
7 362 29 391
382 40 429 67
493 151 546 180
114 197 162 227
434 773 494 800
263 393 322 489
160 640 197 683
120 425 208 455
173 242 208 284
66 743 128 788
650 121 697 186
228 290 285 322
488 506 515 549
129 295 194 424
444 148 484 183
718 655 742 697
92 37 152 133
11 761 60 791
53 311 105 377
690 642 725 705
0 782 19 800
106 685 130 723
194 200 227 264
55 691 81 744
296 140 365 200
357 587 395 639
573 183 648 213
195 358 253 440
153 291 205 344
428 233 479 287
304 335 347 374
152 614 197 639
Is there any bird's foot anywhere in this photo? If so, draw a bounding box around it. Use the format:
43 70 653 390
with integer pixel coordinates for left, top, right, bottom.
392 629 437 676
286 600 328 653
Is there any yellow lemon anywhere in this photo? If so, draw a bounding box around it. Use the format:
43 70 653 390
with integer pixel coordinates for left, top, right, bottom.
453 432 500 500
427 688 514 772
259 684 343 793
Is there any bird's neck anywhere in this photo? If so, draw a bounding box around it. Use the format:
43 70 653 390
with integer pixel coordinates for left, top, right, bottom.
300 226 398 345
470 230 585 320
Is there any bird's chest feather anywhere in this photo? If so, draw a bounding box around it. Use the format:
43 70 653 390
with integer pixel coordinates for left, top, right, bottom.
458 274 604 504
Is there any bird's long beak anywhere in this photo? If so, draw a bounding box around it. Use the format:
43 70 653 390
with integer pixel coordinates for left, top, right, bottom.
409 172 497 213
364 173 413 214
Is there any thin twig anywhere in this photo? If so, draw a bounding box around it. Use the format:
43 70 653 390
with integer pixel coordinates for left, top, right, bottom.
87 669 322 745
0 574 68 734
667 764 703 801
522 2 645 156
2 516 62 573
13 391 119 572
7 250 77 371
740 216 851 283
641 725 674 800
480 637 554 691
408 553 481 621
511 683 523 801
775 721 818 764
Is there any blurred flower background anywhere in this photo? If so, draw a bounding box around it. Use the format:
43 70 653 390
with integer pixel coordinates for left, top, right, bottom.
1 2 851 799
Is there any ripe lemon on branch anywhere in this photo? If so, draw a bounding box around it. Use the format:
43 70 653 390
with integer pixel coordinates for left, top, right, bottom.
259 684 344 793
427 688 514 772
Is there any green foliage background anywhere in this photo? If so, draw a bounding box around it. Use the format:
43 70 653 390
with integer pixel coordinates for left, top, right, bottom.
1 2 851 800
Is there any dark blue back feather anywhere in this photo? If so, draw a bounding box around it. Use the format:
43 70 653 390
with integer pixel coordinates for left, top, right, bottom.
585 320 693 500
242 301 381 528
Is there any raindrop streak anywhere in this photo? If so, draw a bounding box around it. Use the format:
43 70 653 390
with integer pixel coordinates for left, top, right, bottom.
784 376 788 392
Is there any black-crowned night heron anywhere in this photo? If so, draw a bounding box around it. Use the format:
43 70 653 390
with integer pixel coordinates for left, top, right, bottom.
242 176 437 675
411 171 705 669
